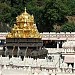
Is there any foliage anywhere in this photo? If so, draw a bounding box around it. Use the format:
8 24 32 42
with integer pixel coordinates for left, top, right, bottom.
26 0 69 32
61 22 75 32
0 0 75 32
64 0 75 15
41 0 69 32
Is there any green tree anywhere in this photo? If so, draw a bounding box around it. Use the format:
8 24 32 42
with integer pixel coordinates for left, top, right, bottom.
42 0 69 32
26 0 69 32
26 0 46 32
0 2 11 31
64 0 75 15
61 22 75 32
0 0 75 32
0 0 25 31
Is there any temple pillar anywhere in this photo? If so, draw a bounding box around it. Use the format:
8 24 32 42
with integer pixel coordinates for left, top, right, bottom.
25 47 28 57
74 55 75 69
12 46 15 56
5 46 8 56
57 41 60 50
17 46 20 57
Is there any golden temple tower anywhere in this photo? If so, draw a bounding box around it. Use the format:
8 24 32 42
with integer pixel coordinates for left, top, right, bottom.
6 7 41 38
5 8 48 58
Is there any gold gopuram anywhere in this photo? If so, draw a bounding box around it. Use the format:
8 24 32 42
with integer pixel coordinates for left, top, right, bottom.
5 8 48 58
6 8 41 38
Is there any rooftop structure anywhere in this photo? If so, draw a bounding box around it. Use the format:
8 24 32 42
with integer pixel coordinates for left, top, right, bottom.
4 8 47 58
6 8 41 38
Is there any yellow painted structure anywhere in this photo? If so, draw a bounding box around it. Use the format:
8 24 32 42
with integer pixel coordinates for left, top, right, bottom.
6 8 41 38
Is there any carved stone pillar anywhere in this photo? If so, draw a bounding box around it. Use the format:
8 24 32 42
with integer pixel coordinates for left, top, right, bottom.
25 47 28 57
57 42 59 49
12 46 15 56
5 46 8 56
17 46 20 57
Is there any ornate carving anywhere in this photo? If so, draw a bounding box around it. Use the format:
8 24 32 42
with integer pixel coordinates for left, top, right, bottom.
6 7 41 38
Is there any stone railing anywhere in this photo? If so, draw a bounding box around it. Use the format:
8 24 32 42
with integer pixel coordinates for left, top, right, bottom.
46 48 75 53
40 32 75 40
1 32 75 40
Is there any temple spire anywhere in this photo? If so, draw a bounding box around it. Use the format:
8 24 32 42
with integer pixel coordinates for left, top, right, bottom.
25 7 26 13
6 7 41 38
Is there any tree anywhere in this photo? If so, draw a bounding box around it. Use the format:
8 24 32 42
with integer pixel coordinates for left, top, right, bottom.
0 0 24 31
42 0 69 32
0 0 75 32
64 0 75 15
61 22 75 32
26 0 46 32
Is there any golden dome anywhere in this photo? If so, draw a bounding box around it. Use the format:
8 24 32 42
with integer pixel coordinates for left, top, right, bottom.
6 7 41 38
16 7 34 23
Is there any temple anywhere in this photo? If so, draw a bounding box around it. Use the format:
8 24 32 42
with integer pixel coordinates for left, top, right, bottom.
4 8 48 58
6 8 41 38
0 9 75 74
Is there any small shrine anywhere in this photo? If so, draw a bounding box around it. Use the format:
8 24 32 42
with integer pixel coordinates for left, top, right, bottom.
5 8 48 58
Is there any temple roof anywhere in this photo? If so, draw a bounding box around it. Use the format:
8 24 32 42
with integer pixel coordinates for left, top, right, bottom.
6 7 41 38
16 7 34 23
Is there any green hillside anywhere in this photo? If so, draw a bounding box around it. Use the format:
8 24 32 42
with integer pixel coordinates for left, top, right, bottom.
0 0 75 32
